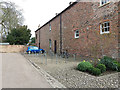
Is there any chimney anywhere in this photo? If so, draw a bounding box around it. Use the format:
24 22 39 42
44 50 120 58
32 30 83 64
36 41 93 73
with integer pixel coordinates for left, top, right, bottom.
38 24 40 28
55 13 58 16
69 2 73 5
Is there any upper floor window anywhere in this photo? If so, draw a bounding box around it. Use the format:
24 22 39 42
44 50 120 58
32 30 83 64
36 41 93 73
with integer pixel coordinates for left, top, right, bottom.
49 23 51 31
75 30 79 38
100 0 110 6
100 21 110 34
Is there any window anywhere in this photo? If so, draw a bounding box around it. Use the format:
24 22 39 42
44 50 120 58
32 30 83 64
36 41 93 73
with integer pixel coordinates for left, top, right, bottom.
49 39 52 49
49 23 51 31
100 21 110 34
75 30 79 38
100 0 110 6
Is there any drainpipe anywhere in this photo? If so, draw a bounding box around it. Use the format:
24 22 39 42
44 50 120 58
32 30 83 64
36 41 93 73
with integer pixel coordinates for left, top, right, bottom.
60 14 62 54
39 29 40 49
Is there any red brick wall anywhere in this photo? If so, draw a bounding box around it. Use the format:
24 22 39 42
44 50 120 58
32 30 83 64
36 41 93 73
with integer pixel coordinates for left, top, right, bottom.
35 30 39 47
35 2 119 59
50 16 61 53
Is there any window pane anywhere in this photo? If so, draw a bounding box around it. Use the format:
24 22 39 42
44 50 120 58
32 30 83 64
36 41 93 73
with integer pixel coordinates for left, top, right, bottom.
105 28 107 32
104 22 107 27
102 28 104 32
76 34 79 37
107 27 110 31
107 22 110 26
102 24 104 28
104 0 106 4
76 31 79 33
102 0 104 4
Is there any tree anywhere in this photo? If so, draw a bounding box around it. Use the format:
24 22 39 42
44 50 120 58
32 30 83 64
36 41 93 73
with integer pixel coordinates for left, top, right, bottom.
31 37 35 43
6 25 31 45
0 1 24 42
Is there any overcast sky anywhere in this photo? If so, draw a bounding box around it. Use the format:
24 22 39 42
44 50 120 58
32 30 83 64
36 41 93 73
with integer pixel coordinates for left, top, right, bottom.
2 0 75 37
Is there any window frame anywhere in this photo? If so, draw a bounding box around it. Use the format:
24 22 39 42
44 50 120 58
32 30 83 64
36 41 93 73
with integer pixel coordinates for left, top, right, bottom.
100 0 110 6
74 30 79 39
49 39 52 49
100 21 110 34
49 23 51 31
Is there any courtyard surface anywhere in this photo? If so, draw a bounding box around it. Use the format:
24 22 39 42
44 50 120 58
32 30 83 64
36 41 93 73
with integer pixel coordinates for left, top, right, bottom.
22 53 119 88
2 53 52 88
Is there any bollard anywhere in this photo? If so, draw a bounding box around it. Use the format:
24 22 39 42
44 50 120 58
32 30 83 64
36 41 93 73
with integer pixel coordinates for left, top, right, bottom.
56 54 58 64
51 52 52 62
45 53 47 65
65 55 66 63
41 54 43 64
74 54 76 61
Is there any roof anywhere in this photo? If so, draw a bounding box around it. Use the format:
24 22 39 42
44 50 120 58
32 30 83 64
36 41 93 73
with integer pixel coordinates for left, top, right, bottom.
35 2 78 32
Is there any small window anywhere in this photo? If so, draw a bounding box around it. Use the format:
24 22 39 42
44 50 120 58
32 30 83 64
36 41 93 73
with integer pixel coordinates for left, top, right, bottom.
100 21 110 34
49 39 52 49
75 30 79 38
49 23 51 31
100 0 110 6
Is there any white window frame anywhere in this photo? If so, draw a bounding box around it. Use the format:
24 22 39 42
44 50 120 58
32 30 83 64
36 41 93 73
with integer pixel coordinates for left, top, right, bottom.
100 21 110 34
100 0 110 6
49 39 52 49
49 24 51 31
75 30 79 38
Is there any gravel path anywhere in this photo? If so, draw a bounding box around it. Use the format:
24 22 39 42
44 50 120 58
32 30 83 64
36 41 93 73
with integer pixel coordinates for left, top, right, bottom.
22 53 119 88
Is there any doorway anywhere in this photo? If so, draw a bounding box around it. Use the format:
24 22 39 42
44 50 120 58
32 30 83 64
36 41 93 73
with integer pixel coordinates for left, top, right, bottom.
54 40 57 54
39 43 40 49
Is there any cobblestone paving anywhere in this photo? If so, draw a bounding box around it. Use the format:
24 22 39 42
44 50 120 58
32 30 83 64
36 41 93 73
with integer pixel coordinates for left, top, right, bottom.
22 53 119 88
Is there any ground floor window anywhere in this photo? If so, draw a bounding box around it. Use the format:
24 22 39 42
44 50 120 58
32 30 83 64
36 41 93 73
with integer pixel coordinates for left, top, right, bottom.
75 30 79 38
100 21 110 34
49 39 52 49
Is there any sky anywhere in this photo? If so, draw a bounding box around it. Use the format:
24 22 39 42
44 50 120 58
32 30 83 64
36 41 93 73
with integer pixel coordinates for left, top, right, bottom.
2 0 75 37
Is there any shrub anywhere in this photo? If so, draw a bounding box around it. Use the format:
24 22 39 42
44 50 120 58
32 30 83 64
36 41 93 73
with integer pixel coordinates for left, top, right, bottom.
113 60 118 64
77 61 92 72
96 64 106 73
99 56 118 71
117 63 120 72
92 68 101 76
114 62 120 72
88 67 101 76
88 66 94 74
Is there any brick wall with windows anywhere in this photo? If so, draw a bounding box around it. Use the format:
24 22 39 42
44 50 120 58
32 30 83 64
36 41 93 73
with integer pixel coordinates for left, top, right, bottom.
35 1 119 60
35 31 39 47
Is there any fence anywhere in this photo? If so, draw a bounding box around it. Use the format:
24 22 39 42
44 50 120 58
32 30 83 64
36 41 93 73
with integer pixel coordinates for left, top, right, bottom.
23 51 98 65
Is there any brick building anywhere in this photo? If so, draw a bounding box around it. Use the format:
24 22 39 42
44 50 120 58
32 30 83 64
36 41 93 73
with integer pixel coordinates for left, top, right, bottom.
35 0 120 60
